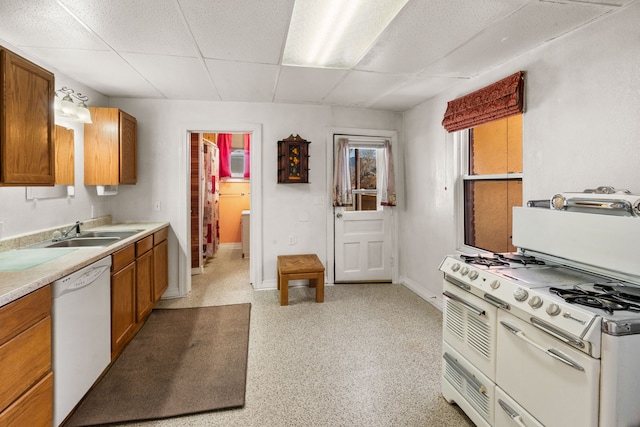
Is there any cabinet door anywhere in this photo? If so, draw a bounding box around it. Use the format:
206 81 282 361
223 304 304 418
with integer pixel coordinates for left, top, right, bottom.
111 262 136 359
119 110 137 184
54 125 74 185
0 372 52 427
84 108 120 185
153 239 168 302
0 48 55 185
135 250 153 322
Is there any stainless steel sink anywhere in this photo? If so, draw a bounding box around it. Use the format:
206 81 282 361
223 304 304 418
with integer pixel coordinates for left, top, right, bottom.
41 237 121 248
79 230 143 239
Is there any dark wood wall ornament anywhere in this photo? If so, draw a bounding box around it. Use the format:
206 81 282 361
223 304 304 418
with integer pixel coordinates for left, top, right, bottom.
277 134 310 183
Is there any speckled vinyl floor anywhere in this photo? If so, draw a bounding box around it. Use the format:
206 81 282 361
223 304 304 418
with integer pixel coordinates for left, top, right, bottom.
114 247 474 427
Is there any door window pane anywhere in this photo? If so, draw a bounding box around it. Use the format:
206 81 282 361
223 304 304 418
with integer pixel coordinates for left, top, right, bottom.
348 148 377 211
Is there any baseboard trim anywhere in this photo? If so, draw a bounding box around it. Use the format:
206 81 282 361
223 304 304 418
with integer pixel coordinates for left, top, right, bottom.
400 275 443 312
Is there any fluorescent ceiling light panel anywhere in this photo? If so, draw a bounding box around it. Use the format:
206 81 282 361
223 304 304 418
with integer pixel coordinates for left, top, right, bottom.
283 0 408 69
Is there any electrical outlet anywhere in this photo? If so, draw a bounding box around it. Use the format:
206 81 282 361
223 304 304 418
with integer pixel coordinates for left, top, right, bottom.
289 235 296 245
153 201 161 212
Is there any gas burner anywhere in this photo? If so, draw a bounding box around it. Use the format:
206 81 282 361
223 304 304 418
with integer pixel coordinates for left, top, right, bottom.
460 254 509 267
549 286 640 314
593 284 640 303
497 253 545 266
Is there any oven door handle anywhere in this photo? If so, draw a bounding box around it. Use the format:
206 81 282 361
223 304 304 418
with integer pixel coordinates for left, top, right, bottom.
498 399 527 427
530 317 585 349
483 293 510 310
443 352 487 395
500 321 585 372
443 291 485 316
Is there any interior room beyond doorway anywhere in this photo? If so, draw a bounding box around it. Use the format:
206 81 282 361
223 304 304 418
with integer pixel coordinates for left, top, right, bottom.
191 132 251 275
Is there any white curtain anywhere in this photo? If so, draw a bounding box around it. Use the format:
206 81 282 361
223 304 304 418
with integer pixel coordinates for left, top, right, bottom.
332 138 352 206
380 140 396 206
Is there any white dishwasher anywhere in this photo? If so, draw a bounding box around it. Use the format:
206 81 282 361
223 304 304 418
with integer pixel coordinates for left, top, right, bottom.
52 256 112 426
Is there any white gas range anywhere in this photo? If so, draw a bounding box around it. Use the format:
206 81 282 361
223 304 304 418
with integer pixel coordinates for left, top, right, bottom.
439 188 640 427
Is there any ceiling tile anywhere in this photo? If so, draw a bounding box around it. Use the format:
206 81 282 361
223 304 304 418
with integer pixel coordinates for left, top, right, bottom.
355 0 529 75
274 66 349 103
369 76 466 111
0 0 106 50
178 0 295 64
323 71 411 108
206 60 280 102
421 0 618 77
121 53 220 100
22 47 162 98
58 0 197 56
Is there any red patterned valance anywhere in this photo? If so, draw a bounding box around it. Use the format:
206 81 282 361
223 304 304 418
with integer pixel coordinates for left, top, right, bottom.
442 71 524 133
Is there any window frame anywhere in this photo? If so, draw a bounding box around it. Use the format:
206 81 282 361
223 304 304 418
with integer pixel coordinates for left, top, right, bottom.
455 128 523 253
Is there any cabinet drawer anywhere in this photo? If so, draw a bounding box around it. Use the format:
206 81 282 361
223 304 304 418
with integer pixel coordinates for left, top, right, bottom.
0 371 52 427
0 317 51 412
153 227 168 245
112 244 135 272
0 286 50 346
136 235 153 256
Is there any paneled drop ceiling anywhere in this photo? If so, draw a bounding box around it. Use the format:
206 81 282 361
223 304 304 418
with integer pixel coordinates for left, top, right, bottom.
0 0 634 112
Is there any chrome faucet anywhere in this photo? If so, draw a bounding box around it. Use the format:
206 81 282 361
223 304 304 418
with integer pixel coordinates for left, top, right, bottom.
60 221 83 239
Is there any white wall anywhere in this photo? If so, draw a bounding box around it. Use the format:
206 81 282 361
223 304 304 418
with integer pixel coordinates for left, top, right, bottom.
102 98 402 295
399 2 640 305
0 39 110 239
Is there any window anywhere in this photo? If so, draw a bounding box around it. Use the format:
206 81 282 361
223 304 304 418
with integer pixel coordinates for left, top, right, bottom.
349 147 377 211
462 114 522 253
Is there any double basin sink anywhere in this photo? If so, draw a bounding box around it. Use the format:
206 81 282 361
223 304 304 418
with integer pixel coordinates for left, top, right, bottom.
29 230 143 249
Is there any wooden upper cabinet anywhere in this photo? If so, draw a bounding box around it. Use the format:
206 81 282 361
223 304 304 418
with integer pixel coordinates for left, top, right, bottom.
84 107 137 185
54 125 74 185
0 47 55 186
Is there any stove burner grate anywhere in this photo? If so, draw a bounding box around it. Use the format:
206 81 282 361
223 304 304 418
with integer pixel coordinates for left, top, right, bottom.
549 286 640 314
497 253 545 266
460 254 509 267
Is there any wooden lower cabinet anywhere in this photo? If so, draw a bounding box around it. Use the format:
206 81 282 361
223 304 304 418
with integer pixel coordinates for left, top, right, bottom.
0 286 52 426
153 227 169 302
110 228 169 359
135 236 154 322
111 245 136 360
0 372 53 426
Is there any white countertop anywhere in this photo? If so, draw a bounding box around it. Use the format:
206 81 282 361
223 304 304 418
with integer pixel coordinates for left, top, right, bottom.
0 222 169 308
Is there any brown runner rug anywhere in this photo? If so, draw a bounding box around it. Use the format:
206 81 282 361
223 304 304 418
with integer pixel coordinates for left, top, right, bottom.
65 304 251 426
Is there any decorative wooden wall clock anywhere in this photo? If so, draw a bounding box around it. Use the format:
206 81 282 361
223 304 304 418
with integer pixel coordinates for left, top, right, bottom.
277 134 310 183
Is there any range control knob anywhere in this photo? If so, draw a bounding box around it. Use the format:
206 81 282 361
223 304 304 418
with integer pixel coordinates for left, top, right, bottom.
451 263 461 272
468 271 479 280
513 288 529 302
490 280 500 290
529 296 543 309
546 303 561 316
460 267 469 276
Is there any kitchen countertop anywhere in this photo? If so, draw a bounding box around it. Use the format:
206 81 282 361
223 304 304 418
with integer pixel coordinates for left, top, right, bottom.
0 222 169 308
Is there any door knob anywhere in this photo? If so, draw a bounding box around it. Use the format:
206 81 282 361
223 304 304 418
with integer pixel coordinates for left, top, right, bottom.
336 213 343 218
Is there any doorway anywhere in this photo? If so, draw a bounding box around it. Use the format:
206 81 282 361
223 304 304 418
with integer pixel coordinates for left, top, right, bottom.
180 122 262 298
325 128 399 285
190 132 252 273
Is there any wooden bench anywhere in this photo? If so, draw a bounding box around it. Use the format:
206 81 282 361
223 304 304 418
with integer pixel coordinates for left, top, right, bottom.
277 254 325 306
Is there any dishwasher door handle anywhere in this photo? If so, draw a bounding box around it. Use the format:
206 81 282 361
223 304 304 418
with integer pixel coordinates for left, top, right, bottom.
64 265 111 292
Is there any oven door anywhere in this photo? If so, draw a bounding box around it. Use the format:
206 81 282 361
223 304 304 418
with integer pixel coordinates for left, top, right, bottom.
442 342 494 427
443 280 498 380
496 311 600 427
495 386 544 427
